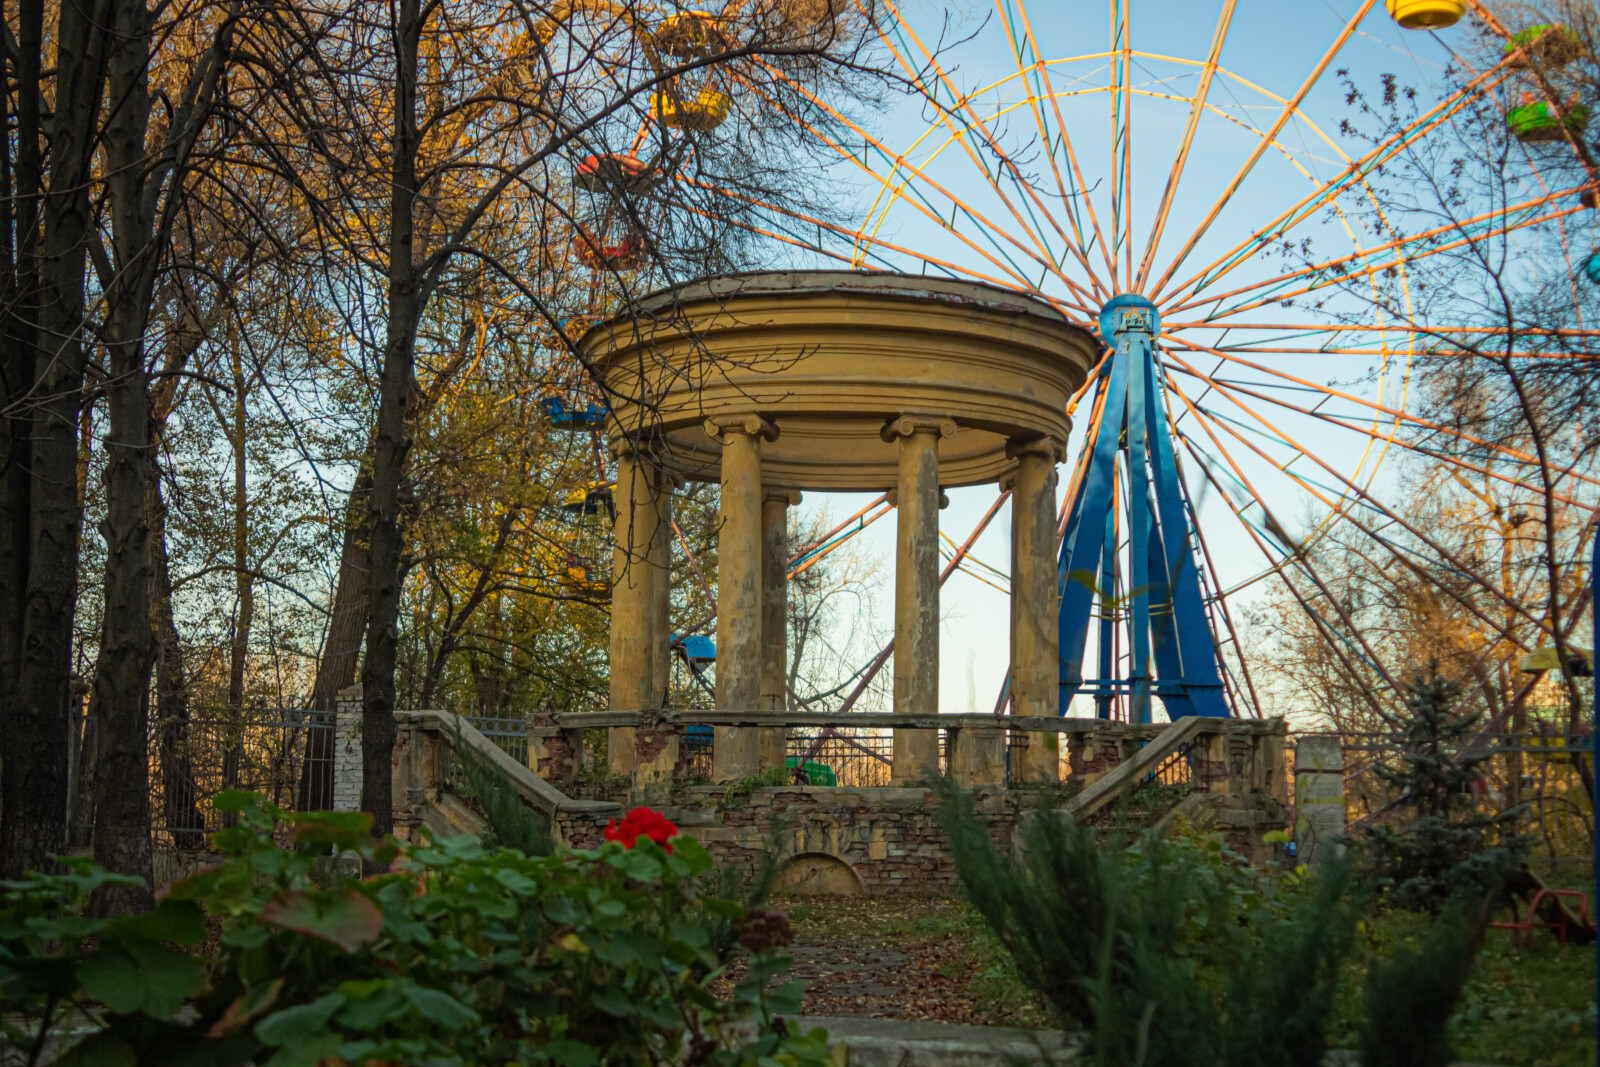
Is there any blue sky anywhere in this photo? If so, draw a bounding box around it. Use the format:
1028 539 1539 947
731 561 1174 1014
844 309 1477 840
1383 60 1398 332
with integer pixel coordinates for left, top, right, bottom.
781 0 1494 719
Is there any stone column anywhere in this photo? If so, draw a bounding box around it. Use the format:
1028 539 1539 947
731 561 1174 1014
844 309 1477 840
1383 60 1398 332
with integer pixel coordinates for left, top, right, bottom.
760 489 800 770
1294 734 1346 866
649 468 677 707
608 445 664 775
333 685 363 813
708 415 776 781
883 415 954 783
1006 436 1062 783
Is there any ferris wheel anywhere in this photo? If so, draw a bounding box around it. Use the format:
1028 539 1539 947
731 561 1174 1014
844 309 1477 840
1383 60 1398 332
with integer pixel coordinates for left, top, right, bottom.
697 0 1600 722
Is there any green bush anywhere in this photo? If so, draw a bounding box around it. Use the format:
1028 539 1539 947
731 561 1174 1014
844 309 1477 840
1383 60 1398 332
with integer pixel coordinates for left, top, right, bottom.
1362 671 1521 911
935 779 1484 1067
0 793 831 1067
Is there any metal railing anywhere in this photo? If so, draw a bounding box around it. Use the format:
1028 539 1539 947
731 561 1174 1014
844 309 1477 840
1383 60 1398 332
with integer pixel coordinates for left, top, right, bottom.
464 713 531 766
148 707 332 850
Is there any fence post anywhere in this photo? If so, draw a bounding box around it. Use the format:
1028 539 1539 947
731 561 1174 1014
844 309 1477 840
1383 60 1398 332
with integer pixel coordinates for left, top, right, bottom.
333 686 363 813
1293 734 1345 866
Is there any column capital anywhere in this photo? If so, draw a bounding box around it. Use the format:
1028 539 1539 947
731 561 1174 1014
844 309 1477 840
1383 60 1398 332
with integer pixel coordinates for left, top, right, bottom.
763 488 802 506
881 414 957 443
609 434 664 463
886 487 950 509
1000 465 1060 494
704 413 778 442
1005 435 1065 463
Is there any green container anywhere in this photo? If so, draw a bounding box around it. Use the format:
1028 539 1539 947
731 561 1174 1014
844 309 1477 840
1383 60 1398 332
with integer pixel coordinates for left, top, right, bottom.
1507 100 1588 142
1504 24 1583 68
786 757 836 786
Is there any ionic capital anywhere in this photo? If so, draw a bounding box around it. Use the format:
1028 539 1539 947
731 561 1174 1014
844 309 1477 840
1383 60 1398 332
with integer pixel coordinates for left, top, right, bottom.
609 433 665 464
1005 435 1064 463
880 414 957 443
886 487 950 509
1000 468 1058 493
704 413 779 443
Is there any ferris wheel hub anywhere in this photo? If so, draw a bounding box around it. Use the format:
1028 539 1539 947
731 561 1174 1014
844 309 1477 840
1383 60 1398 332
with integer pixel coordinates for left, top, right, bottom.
1097 293 1160 344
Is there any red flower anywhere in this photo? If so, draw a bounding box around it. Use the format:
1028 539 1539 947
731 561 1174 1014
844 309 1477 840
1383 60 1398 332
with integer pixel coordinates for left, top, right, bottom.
604 806 678 851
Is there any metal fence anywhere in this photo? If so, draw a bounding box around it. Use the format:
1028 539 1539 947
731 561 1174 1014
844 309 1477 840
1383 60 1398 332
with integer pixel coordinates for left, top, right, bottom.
149 708 332 850
464 713 531 766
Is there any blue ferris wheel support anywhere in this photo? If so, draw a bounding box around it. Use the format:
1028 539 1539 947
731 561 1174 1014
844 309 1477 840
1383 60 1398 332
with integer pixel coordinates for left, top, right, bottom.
1057 294 1232 722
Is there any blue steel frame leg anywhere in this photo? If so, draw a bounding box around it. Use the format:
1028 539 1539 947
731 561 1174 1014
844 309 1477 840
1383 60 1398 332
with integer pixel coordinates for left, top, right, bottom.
1058 293 1230 720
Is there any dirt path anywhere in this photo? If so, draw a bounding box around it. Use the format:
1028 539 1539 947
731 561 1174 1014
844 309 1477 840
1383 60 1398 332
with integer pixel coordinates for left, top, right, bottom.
724 896 1050 1028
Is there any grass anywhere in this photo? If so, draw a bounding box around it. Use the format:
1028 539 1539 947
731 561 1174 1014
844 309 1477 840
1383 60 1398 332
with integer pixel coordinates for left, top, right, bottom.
774 890 1596 1062
1449 922 1595 1067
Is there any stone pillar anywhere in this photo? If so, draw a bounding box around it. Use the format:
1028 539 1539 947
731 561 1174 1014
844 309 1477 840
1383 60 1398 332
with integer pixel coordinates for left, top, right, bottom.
608 445 665 775
1005 437 1062 783
760 489 800 770
884 415 954 783
1294 734 1346 866
948 726 1006 786
708 415 776 781
649 468 676 709
333 685 363 813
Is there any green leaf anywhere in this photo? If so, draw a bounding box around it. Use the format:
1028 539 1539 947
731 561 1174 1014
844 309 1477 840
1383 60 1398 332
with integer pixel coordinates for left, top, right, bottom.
78 940 205 1017
258 888 382 952
594 898 627 919
670 834 714 875
336 983 407 1029
591 985 638 1017
254 991 344 1046
213 790 262 813
400 983 480 1030
767 980 806 1015
260 1031 344 1067
543 1037 601 1067
669 919 709 950
703 897 744 919
543 896 579 924
291 811 374 850
53 1032 137 1067
619 849 663 882
110 899 205 945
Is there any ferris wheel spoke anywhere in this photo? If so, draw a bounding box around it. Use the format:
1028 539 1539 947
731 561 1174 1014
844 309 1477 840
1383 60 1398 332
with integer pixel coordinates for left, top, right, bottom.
1009 9 1120 285
1167 375 1549 645
1132 0 1236 294
1161 337 1600 489
1160 358 1589 508
995 2 1111 297
1165 188 1590 318
1170 421 1406 708
1163 354 1571 635
1144 0 1379 301
681 180 1082 301
1158 65 1517 308
1168 386 1410 681
1162 320 1600 346
866 0 1114 300
729 74 1102 311
1111 0 1134 289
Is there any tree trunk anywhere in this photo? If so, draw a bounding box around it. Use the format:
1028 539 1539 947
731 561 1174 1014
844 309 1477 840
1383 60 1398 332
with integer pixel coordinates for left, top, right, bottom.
299 465 372 810
88 0 162 914
361 0 423 848
1 0 111 882
220 326 252 826
148 462 203 846
0 0 40 758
